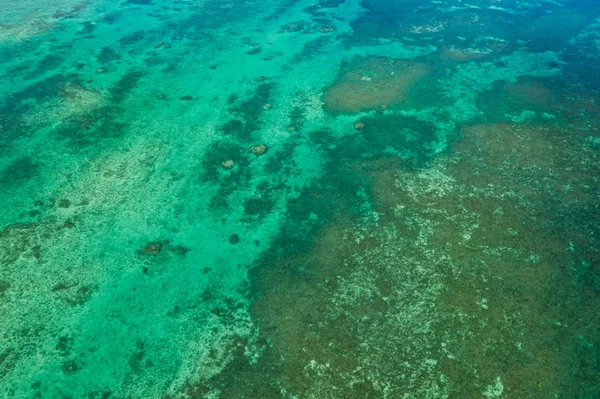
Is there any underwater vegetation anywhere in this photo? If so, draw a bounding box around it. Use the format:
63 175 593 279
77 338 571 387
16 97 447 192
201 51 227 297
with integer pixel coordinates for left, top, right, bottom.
0 0 599 397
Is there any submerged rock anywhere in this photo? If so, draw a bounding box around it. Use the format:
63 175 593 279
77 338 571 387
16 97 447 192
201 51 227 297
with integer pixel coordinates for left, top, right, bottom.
221 160 235 169
251 144 268 155
143 242 162 255
228 234 240 244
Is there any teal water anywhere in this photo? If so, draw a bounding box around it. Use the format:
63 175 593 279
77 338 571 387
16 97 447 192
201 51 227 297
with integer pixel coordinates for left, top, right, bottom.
1 0 599 397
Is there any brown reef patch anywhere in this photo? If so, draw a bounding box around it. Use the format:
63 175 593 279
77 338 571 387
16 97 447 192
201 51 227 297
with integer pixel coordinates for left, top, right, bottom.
197 120 600 397
323 57 431 113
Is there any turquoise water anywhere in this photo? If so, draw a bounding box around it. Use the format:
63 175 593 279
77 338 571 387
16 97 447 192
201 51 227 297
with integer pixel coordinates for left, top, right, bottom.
1 0 599 397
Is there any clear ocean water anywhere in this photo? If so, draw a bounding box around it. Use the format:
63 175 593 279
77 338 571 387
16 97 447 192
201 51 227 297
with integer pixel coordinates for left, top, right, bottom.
1 0 599 397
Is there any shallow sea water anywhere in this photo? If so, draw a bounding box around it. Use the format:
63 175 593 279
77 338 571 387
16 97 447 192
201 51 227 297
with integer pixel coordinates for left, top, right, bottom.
0 0 599 397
